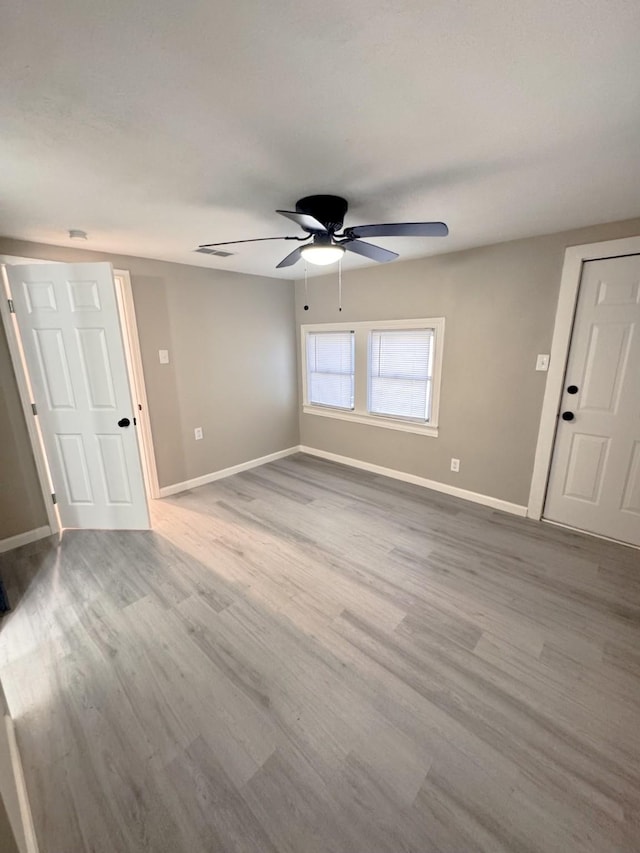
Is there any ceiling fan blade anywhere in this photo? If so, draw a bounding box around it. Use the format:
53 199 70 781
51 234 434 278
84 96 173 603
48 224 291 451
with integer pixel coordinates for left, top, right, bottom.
346 222 449 239
276 210 328 233
276 246 305 268
198 236 294 248
343 240 398 263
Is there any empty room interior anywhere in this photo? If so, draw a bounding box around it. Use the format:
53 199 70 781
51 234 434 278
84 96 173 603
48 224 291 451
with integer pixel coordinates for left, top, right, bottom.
1 2 640 851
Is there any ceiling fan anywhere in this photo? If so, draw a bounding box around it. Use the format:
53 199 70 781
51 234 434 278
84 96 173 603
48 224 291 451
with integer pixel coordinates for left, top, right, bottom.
198 195 449 268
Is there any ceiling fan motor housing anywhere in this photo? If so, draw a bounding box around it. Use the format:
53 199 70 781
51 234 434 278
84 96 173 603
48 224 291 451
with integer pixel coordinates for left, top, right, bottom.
295 195 348 233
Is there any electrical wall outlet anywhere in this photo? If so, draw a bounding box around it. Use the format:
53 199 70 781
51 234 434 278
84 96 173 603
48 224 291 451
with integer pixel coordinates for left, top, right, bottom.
194 427 203 440
536 353 550 371
450 458 460 472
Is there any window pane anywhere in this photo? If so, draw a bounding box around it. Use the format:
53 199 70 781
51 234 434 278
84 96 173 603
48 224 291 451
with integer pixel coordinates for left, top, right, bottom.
369 329 433 421
306 331 354 409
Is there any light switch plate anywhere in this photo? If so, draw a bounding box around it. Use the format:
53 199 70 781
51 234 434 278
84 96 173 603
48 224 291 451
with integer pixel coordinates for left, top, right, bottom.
194 427 203 440
450 458 460 472
536 354 550 371
159 349 170 364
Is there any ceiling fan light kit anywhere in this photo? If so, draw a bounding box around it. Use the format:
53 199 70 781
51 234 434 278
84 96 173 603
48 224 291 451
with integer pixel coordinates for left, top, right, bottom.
300 242 345 266
199 194 449 269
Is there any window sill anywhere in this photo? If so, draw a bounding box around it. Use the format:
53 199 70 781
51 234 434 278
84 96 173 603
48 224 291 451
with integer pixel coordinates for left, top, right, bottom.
302 405 439 437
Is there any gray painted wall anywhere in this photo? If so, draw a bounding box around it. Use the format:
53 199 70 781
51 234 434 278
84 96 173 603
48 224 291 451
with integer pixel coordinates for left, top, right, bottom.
2 215 640 541
0 238 298 539
296 217 640 507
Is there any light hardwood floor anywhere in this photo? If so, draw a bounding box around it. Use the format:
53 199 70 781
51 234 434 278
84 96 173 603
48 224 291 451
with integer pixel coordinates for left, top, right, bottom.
1 453 639 852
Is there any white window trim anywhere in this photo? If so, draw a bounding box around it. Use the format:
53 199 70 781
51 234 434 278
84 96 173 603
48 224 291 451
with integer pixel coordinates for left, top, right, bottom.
301 317 445 437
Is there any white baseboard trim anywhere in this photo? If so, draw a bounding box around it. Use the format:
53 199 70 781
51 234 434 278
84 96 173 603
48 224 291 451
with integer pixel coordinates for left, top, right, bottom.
158 444 528 517
158 447 300 498
0 526 51 555
5 715 40 853
299 446 528 517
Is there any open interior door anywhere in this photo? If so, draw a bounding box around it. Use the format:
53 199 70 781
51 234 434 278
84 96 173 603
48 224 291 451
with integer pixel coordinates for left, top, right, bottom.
6 262 150 530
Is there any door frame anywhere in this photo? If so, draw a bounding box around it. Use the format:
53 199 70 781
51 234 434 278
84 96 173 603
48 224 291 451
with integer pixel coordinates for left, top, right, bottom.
113 271 160 500
0 261 158 536
528 234 640 520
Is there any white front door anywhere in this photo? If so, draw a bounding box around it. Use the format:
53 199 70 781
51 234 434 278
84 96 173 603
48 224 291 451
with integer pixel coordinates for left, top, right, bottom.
7 262 150 530
544 254 640 547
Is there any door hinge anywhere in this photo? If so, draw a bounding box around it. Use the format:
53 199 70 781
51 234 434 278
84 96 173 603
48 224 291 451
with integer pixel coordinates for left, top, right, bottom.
7 299 15 314
51 492 57 505
31 403 37 416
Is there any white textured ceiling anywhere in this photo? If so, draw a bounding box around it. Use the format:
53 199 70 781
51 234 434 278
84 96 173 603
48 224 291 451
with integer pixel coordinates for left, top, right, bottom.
2 0 639 279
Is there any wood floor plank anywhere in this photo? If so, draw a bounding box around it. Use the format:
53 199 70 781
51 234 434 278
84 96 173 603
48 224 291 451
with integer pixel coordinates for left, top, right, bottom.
1 452 639 852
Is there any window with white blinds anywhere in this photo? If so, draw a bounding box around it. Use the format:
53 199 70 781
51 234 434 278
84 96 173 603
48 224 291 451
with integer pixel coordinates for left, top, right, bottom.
306 330 355 410
368 329 433 422
302 318 444 436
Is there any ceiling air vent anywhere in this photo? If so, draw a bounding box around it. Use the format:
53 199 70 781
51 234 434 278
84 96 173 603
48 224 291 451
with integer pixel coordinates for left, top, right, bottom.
194 247 234 257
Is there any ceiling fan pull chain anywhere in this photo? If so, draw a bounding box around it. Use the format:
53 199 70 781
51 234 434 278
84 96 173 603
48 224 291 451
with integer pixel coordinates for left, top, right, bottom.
304 262 309 311
338 258 342 312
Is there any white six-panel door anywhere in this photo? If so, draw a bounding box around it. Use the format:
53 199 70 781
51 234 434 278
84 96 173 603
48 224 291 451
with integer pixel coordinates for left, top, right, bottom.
544 254 640 547
8 263 150 530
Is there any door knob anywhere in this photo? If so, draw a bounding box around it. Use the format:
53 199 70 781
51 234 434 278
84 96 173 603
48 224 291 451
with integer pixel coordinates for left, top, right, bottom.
117 417 131 428
561 411 575 422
